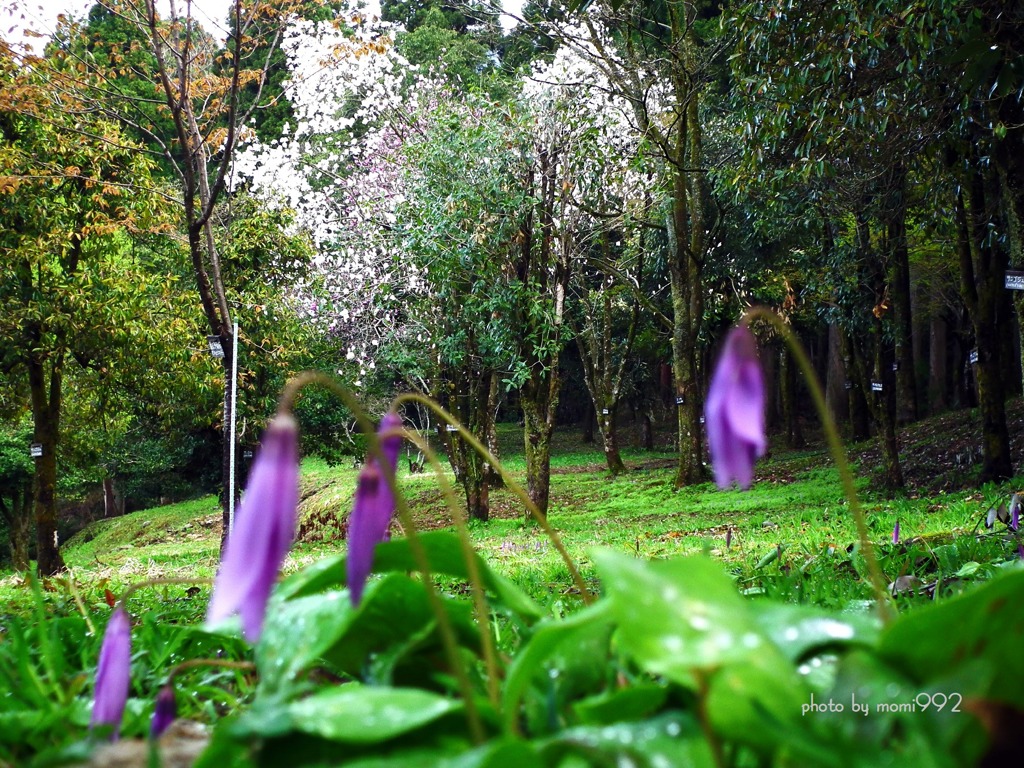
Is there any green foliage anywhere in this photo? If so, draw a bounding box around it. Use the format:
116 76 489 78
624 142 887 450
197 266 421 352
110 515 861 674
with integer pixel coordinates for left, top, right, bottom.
184 533 1024 765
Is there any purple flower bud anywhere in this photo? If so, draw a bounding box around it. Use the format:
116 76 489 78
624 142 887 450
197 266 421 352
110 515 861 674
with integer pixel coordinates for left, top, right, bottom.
705 326 767 490
347 412 403 605
892 521 900 544
208 415 299 642
91 607 131 738
1011 494 1021 532
725 527 733 549
150 685 176 739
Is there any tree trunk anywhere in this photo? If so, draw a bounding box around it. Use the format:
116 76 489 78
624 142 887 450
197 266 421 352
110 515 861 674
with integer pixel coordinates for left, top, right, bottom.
839 329 871 442
825 323 849 425
599 405 626 474
780 346 805 449
957 162 1014 482
928 315 948 413
874 336 904 492
666 178 706 487
522 396 554 518
0 481 32 572
441 366 491 522
884 165 919 423
641 411 654 451
485 371 504 489
28 355 65 576
581 401 595 444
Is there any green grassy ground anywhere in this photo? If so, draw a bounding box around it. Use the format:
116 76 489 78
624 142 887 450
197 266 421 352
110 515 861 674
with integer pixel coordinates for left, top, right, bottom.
4 412 1021 620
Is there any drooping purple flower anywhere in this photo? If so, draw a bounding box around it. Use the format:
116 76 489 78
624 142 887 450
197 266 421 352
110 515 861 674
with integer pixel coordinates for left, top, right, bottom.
347 411 403 606
150 684 176 739
91 607 131 738
892 520 900 545
1011 493 1021 532
207 414 299 642
705 326 767 490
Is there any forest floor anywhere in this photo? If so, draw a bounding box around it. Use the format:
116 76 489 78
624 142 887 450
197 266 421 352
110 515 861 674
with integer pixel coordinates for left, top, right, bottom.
3 399 1024 616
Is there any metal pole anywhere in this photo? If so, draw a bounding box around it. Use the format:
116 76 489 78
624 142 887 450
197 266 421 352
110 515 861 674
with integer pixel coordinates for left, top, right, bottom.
228 322 239 533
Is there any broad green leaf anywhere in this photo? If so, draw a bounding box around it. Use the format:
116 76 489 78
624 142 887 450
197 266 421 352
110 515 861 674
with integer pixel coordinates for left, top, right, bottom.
592 550 779 682
572 683 668 726
706 659 826 762
319 573 479 677
277 531 542 620
748 602 880 661
501 600 614 732
259 574 479 689
256 590 353 691
538 713 713 765
289 686 462 743
879 568 1024 705
449 740 540 768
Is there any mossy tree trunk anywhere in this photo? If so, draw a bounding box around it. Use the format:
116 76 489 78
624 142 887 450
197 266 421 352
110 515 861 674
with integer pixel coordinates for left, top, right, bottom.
27 353 66 576
576 233 644 476
0 480 33 572
439 363 492 522
957 160 1014 482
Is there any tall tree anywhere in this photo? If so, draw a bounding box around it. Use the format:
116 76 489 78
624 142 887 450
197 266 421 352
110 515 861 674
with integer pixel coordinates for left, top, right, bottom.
45 0 342 538
1 47 168 573
553 0 729 486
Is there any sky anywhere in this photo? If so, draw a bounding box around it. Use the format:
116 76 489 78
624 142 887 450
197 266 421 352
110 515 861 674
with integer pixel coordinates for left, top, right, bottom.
2 0 522 51
2 0 234 50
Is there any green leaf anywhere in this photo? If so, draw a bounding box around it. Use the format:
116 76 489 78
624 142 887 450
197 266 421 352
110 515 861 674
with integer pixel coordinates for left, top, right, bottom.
320 573 479 678
706 659 826 760
592 550 777 682
277 531 542 619
748 602 880 661
288 686 462 743
538 713 713 765
878 567 1024 705
572 683 668 725
256 590 353 691
501 600 614 731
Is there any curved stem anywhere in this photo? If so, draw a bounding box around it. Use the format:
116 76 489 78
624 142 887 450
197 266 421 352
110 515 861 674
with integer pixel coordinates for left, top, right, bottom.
279 373 485 743
394 392 593 604
404 431 501 712
382 452 486 743
743 308 893 622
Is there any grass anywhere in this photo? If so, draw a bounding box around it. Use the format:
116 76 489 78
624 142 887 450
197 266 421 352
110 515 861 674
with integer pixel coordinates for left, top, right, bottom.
4 409 1022 622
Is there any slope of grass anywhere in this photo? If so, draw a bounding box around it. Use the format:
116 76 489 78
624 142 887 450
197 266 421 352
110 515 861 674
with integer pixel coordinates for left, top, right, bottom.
3 404 1023 617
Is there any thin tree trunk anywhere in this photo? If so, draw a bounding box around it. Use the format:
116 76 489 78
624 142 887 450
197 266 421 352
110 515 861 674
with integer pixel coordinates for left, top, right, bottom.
780 346 805 449
957 163 1014 482
884 165 919 423
28 356 65 576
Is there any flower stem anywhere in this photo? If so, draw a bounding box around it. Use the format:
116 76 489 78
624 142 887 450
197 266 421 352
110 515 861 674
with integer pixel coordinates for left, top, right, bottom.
403 431 501 713
743 308 893 622
280 373 486 743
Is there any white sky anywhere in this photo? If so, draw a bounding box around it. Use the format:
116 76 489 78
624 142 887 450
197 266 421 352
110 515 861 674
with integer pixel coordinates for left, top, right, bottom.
2 0 523 51
2 1 234 50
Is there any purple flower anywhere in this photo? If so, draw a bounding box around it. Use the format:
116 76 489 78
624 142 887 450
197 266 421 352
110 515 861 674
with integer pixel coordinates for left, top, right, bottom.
91 607 131 738
150 685 176 739
892 521 900 544
705 326 767 490
207 415 299 642
347 412 403 606
1011 494 1021 532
